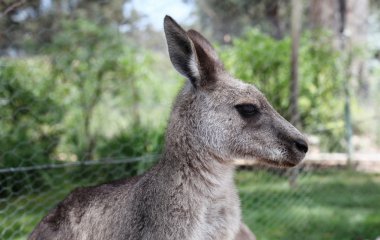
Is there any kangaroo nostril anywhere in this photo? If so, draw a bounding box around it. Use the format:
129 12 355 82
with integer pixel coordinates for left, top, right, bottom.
294 139 308 153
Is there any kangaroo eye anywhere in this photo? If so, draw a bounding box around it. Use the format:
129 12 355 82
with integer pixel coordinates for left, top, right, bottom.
235 104 259 118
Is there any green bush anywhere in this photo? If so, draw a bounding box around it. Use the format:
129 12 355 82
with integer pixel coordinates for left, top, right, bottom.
97 125 165 158
46 18 143 160
0 60 63 196
0 18 161 196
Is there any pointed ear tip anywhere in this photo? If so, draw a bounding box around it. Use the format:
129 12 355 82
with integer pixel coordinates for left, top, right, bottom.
164 16 178 33
164 16 186 37
164 15 175 26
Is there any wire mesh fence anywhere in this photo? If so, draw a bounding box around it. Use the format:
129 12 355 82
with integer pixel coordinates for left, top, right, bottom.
1 155 380 240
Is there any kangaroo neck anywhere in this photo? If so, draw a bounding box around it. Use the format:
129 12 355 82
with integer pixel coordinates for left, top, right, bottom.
157 133 236 198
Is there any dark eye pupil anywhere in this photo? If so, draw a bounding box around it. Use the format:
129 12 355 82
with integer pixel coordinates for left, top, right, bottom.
235 104 258 117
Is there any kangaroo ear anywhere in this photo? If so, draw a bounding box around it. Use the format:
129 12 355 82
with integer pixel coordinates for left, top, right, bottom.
164 16 223 88
186 29 223 81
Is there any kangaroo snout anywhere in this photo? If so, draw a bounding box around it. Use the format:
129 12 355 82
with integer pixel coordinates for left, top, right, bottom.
283 135 308 167
267 117 309 167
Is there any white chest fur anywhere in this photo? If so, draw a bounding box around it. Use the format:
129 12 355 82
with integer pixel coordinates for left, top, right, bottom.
189 186 241 240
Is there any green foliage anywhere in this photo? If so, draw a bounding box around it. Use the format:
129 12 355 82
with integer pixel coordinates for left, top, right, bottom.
0 61 62 168
0 15 180 170
221 29 345 151
0 17 176 195
97 126 165 158
0 59 63 196
46 18 146 160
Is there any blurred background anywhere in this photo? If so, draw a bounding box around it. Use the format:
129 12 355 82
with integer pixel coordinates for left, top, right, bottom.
1 0 380 239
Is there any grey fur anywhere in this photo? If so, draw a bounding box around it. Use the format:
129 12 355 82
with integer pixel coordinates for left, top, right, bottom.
29 16 307 240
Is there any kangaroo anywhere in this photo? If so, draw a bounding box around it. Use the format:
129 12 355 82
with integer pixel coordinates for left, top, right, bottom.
29 16 308 240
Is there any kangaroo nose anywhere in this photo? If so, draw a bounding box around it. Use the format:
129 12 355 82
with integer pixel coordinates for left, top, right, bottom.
294 138 308 153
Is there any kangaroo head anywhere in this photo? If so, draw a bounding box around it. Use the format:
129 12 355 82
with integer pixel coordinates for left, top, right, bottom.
164 16 308 167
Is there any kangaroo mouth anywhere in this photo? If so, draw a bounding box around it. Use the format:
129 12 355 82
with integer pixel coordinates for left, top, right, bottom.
257 157 300 168
281 160 299 167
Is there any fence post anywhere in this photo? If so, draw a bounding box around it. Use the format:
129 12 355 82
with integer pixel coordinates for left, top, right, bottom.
289 0 302 188
344 55 353 168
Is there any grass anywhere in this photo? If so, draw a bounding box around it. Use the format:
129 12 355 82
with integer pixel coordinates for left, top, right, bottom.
1 168 380 240
237 169 380 240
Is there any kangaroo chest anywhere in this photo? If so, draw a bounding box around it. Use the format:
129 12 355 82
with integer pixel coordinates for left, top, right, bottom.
199 197 241 240
185 185 241 240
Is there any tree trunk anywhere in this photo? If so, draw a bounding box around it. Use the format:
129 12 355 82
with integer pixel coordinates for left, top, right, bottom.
309 0 341 48
265 1 283 39
290 0 302 128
